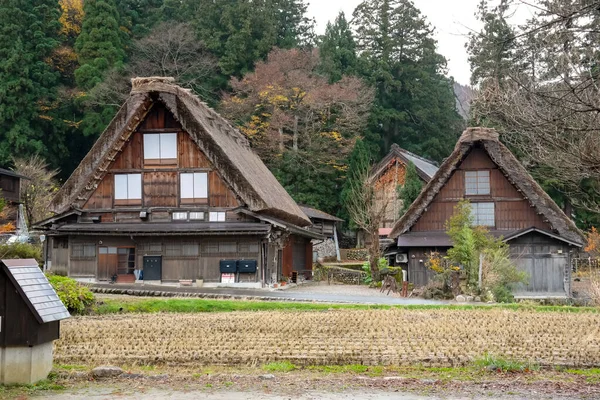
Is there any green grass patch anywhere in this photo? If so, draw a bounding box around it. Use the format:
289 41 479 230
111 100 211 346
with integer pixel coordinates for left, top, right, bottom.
474 354 539 373
93 297 599 315
0 375 65 398
263 361 296 372
561 368 600 383
307 364 369 374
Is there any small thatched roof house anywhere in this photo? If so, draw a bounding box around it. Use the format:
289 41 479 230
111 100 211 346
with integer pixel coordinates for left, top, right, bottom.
38 77 320 286
389 127 584 298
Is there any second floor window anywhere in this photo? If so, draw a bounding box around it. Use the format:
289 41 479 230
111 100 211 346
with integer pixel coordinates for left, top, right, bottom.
471 202 495 226
144 133 177 164
465 170 490 195
114 174 142 204
180 172 208 203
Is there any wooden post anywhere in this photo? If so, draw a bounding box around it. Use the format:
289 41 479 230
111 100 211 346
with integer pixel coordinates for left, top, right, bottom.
478 253 484 290
333 225 341 262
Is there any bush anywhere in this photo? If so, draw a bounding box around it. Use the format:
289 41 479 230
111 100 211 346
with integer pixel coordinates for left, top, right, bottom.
46 274 95 314
0 242 42 264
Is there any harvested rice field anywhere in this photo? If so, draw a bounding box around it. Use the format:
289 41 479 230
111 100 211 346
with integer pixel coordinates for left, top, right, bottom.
55 309 600 368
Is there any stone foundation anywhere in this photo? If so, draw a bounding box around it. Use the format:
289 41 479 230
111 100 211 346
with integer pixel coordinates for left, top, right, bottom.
0 341 54 384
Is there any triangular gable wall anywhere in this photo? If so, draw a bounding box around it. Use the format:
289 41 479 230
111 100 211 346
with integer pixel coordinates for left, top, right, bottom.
84 102 240 210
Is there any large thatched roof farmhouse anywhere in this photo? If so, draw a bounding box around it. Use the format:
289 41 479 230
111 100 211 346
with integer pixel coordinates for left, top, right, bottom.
38 77 321 286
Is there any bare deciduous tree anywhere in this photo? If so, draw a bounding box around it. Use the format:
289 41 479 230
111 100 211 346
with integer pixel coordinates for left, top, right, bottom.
86 22 218 108
345 158 391 281
12 155 59 227
471 0 600 213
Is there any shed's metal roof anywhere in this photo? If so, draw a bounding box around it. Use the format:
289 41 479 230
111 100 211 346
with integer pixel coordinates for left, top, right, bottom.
1 259 70 324
0 168 29 180
398 149 439 179
299 205 343 222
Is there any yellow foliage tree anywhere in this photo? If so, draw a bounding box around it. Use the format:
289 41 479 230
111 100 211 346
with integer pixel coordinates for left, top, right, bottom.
59 0 84 39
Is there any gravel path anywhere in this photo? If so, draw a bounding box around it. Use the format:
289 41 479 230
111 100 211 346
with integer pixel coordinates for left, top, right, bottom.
276 281 445 304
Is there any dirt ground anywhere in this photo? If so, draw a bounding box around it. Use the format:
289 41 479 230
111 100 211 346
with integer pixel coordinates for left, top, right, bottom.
19 367 600 400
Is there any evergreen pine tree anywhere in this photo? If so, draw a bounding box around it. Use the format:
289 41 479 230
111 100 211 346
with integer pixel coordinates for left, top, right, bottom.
75 0 124 90
397 161 422 215
318 11 358 83
194 0 313 78
353 0 463 162
0 0 61 165
466 0 515 87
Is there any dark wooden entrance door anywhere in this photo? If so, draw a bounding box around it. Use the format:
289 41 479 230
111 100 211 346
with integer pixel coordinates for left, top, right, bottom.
98 247 118 281
143 256 162 281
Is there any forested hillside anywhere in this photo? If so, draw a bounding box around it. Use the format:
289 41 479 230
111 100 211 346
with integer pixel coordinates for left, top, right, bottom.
0 0 463 218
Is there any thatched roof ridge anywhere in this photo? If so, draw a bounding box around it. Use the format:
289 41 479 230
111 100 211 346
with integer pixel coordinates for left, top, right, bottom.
389 127 585 245
49 77 310 227
370 144 438 183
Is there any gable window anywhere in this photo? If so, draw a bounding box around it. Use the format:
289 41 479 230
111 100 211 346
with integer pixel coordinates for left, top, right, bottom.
180 172 208 203
465 170 490 195
471 202 495 226
209 211 226 222
144 133 177 164
114 174 142 204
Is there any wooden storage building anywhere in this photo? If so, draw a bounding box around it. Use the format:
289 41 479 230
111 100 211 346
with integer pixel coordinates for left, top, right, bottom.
0 258 69 384
389 128 585 298
0 168 29 233
37 77 321 287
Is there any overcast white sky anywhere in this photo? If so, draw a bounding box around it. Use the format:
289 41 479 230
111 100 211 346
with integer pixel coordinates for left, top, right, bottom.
307 0 534 85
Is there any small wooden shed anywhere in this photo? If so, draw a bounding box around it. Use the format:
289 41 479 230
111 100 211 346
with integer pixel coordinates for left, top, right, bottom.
0 259 70 384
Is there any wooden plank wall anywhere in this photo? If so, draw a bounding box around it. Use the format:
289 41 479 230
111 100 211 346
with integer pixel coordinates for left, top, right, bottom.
143 171 178 207
137 236 262 282
412 147 553 232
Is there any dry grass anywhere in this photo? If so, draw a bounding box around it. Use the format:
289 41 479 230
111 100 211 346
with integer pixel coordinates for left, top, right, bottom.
55 309 600 368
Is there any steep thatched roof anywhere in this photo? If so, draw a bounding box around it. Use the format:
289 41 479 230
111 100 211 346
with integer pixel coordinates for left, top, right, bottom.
49 77 310 227
370 144 438 183
389 127 585 245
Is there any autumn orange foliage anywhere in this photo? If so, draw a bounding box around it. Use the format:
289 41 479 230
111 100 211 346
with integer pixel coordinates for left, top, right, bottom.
0 222 16 233
585 227 600 258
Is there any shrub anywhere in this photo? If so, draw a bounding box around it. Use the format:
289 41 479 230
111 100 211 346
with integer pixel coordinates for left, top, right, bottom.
0 242 42 264
474 353 539 373
46 274 95 314
481 245 528 303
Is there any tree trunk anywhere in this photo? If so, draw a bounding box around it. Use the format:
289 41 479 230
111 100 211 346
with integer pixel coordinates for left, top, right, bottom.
292 115 299 151
278 128 284 153
368 230 381 282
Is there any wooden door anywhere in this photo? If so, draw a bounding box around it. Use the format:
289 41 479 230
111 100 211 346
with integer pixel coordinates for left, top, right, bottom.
513 251 567 294
98 247 118 280
408 249 435 287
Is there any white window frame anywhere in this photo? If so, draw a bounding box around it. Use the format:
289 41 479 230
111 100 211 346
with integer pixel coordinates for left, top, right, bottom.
172 212 188 221
209 211 226 222
189 211 205 221
471 202 495 227
114 174 142 203
143 133 178 164
465 170 491 195
180 172 208 203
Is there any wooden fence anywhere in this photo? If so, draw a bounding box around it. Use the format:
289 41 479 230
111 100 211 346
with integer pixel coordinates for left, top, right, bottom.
572 258 600 272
